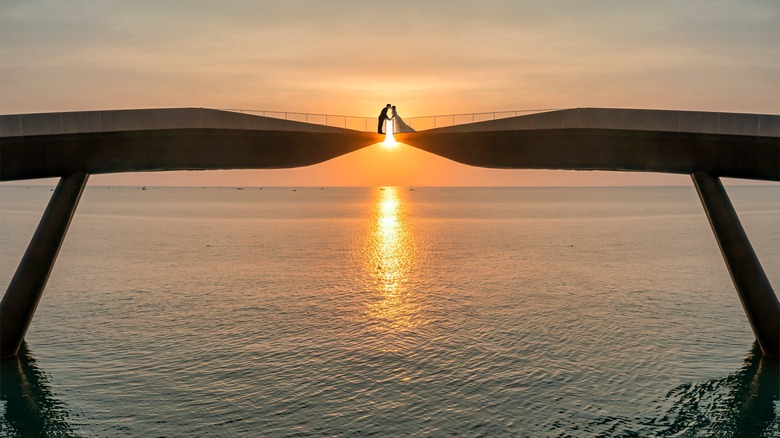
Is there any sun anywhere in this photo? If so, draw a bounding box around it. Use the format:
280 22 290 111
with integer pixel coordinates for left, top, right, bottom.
383 120 398 148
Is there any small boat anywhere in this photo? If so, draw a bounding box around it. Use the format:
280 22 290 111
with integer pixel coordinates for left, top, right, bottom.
141 187 147 190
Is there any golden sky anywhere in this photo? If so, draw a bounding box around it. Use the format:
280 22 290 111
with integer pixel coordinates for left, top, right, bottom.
1 0 778 186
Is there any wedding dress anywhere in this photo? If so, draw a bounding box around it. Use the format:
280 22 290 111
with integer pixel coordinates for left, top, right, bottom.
392 110 415 133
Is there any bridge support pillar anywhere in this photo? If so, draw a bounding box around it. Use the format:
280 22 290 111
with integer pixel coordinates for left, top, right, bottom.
1 171 89 359
692 171 779 358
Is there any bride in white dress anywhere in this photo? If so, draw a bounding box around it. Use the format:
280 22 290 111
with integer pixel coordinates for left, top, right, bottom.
390 106 415 133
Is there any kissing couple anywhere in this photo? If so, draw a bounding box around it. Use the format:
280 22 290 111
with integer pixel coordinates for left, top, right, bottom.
378 104 415 134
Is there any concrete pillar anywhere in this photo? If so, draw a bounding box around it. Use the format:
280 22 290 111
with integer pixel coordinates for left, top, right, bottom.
692 171 779 358
1 171 89 358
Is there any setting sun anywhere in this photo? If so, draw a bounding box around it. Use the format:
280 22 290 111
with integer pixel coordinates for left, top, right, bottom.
382 120 398 148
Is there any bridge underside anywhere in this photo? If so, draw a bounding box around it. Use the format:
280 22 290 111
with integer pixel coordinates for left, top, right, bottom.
0 107 778 359
2 107 777 182
0 128 381 181
0 108 382 181
398 128 778 181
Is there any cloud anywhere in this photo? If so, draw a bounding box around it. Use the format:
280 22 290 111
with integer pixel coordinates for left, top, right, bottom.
1 0 777 116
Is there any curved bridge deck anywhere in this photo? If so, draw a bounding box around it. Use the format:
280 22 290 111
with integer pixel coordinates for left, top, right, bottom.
1 107 778 181
0 106 778 359
0 108 382 181
397 107 779 181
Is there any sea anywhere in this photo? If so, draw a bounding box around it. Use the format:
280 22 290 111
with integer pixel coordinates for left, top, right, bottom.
1 185 778 437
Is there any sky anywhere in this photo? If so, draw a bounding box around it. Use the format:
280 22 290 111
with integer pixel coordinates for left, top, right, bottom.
1 0 778 186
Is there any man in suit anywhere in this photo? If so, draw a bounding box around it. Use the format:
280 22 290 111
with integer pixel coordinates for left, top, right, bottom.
378 104 392 134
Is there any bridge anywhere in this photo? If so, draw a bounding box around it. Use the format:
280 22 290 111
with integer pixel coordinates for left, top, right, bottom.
1 107 778 359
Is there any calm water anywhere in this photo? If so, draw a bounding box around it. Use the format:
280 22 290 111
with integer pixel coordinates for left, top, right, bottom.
1 185 778 437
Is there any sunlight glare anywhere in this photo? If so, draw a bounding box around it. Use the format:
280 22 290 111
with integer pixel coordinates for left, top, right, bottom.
383 120 398 148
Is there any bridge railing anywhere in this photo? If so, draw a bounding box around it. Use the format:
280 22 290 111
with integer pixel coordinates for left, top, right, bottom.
219 108 562 132
218 107 563 132
405 108 562 131
219 109 375 132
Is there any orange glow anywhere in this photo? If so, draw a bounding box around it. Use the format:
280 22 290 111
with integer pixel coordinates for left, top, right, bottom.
364 187 428 330
87 140 693 188
383 120 398 148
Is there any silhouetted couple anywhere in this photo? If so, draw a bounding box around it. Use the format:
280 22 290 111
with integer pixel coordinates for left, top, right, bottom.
378 104 415 134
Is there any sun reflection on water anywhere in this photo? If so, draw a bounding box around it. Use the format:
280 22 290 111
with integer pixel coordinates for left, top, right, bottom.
364 187 426 330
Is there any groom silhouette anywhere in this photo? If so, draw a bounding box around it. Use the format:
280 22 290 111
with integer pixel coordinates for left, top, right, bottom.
378 104 391 134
